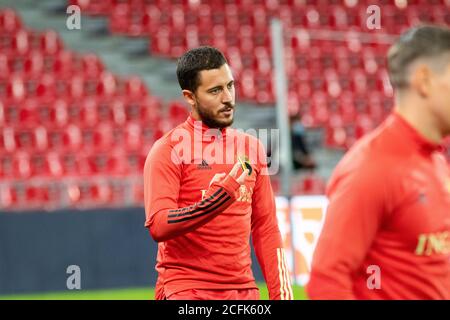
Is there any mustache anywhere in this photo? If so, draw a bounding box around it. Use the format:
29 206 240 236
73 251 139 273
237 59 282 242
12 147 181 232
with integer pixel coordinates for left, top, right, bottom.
219 103 235 112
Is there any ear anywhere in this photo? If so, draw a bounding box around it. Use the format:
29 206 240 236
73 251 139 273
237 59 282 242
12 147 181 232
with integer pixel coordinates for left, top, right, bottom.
182 89 196 107
410 64 432 98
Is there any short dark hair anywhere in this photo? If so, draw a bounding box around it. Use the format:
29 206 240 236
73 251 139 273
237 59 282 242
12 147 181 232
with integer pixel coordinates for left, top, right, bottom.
387 25 450 89
176 46 228 93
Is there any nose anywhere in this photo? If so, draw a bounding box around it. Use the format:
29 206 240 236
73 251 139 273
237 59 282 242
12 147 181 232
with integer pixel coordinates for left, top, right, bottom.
222 87 233 103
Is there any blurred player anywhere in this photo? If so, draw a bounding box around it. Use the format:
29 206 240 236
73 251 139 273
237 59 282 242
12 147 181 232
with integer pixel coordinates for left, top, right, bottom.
144 46 293 300
307 25 450 299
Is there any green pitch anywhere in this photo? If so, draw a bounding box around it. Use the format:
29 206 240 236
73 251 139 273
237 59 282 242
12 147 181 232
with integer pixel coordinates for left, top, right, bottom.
0 284 307 300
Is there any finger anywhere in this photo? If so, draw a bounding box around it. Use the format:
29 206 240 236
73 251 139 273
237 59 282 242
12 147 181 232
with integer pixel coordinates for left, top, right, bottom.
213 173 226 182
209 173 226 186
236 169 249 184
229 161 242 178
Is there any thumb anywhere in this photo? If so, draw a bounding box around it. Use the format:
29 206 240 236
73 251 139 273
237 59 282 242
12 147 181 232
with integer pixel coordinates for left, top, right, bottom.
236 169 249 184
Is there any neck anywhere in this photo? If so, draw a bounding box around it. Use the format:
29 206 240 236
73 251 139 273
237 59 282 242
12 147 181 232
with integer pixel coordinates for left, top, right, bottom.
191 108 201 121
394 94 443 144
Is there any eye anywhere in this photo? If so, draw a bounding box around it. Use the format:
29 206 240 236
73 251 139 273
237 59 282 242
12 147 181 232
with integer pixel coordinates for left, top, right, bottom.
210 88 221 94
227 82 234 89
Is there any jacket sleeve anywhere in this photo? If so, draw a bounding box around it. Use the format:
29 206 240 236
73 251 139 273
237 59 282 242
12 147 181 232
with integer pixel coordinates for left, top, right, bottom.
144 141 241 242
251 141 294 300
306 166 386 299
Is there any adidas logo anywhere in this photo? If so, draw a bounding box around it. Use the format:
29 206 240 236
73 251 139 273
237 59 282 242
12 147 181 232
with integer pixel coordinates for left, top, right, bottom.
196 159 212 170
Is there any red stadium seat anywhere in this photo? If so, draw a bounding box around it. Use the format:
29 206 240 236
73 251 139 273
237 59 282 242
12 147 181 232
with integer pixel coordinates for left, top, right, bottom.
11 125 48 153
11 151 32 179
29 153 52 177
10 29 30 55
150 26 171 56
124 122 142 151
24 185 46 207
0 185 18 208
0 53 11 80
111 98 127 125
0 100 4 126
47 128 65 150
2 99 34 125
23 52 45 77
168 100 189 123
90 180 114 204
355 114 375 139
87 152 116 175
311 91 330 126
81 53 104 77
45 152 64 177
69 0 114 16
63 124 83 151
0 154 12 179
39 30 63 55
60 152 85 176
1 126 16 153
93 123 114 150
65 180 117 206
109 3 131 35
66 182 82 205
124 151 146 174
141 6 162 34
349 69 369 95
132 180 144 203
0 8 22 33
96 72 118 97
49 99 69 127
96 99 114 123
239 69 256 101
124 100 143 122
53 50 76 77
366 92 385 123
254 76 274 104
287 91 301 116
140 96 162 125
5 75 26 102
67 74 85 99
32 184 63 209
33 126 49 152
79 97 98 126
325 113 347 148
123 76 148 99
35 74 56 100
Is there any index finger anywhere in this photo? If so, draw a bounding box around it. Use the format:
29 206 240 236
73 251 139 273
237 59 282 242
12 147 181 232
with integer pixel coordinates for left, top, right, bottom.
229 161 242 178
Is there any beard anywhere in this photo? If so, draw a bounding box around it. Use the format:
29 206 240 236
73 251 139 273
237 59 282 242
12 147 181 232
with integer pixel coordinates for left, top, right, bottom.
195 101 235 129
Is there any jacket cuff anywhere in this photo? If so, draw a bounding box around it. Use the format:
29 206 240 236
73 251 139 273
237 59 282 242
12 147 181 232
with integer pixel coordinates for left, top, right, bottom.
219 175 241 198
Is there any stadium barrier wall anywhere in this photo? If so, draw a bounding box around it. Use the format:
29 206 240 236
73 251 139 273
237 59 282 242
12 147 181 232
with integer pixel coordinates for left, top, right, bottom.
0 195 327 295
0 207 265 295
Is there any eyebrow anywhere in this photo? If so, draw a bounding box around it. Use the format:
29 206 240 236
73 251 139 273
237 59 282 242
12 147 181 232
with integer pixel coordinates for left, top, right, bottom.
206 80 234 92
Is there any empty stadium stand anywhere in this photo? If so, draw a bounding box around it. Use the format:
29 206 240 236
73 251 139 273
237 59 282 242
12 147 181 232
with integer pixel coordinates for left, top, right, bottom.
1 1 450 210
69 0 450 150
0 8 191 210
